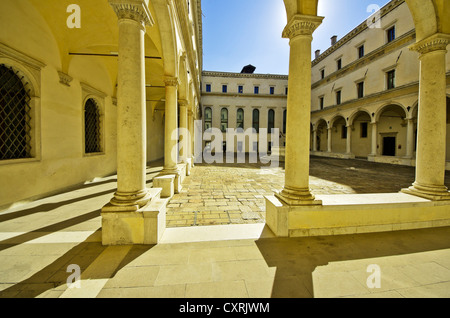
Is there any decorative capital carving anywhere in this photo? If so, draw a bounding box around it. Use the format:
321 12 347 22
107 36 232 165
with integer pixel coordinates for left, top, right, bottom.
58 71 73 87
163 76 180 87
282 14 324 39
109 0 154 28
409 33 449 56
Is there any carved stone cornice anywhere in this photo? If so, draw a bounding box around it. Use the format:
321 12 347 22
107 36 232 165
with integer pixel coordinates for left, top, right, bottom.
282 14 324 39
409 33 450 56
109 0 154 28
164 76 180 87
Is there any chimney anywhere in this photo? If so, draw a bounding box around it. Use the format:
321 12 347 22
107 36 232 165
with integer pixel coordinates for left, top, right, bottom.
315 50 321 59
331 35 338 46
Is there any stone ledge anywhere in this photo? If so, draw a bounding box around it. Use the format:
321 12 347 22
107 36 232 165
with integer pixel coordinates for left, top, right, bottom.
265 193 450 238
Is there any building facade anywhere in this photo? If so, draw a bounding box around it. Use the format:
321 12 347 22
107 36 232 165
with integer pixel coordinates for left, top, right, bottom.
309 0 450 169
201 70 288 153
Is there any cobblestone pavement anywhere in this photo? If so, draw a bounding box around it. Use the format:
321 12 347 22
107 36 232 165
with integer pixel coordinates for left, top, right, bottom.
166 156 450 228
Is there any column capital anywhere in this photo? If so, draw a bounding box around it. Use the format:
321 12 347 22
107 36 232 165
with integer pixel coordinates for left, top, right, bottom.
178 99 189 107
409 33 449 56
282 14 324 39
164 76 180 87
109 0 154 28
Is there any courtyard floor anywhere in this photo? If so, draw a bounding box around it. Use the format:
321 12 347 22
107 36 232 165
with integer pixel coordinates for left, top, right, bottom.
166 156 450 227
0 156 449 299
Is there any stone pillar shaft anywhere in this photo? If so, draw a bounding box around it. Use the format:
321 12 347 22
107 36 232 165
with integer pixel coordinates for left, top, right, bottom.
346 125 352 154
370 122 378 156
312 128 317 152
403 34 450 200
107 0 153 210
327 127 332 153
275 15 323 206
179 101 188 162
163 77 179 174
405 118 415 158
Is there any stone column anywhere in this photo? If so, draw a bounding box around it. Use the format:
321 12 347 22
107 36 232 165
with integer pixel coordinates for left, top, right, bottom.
179 99 189 163
105 0 153 211
403 34 450 200
312 127 317 152
346 125 352 155
369 121 378 157
275 14 323 206
405 118 415 158
162 76 180 175
327 127 332 153
188 109 195 166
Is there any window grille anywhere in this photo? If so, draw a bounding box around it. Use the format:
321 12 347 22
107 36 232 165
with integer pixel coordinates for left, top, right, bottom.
0 64 32 160
84 98 101 153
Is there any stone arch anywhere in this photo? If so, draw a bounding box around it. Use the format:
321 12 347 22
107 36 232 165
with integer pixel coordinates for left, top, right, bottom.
152 0 179 78
329 115 347 154
349 110 372 158
376 104 408 157
375 102 408 122
315 118 328 152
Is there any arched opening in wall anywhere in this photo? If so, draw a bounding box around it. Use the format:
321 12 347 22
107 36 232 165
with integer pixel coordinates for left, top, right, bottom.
84 98 102 154
350 111 372 159
330 116 347 154
0 64 32 161
310 123 314 151
316 119 328 152
377 104 407 157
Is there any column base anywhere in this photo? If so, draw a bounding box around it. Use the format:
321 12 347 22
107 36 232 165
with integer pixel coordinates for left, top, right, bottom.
104 189 153 212
158 167 182 193
275 186 322 206
401 182 450 201
153 175 175 198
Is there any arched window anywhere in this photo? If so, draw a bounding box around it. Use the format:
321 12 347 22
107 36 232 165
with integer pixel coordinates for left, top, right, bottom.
84 98 101 153
220 108 228 132
283 109 287 134
0 64 31 160
268 109 275 132
236 108 244 129
204 107 212 130
252 109 259 133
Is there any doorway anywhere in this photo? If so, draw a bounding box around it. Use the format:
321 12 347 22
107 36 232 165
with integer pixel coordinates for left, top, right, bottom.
383 137 396 156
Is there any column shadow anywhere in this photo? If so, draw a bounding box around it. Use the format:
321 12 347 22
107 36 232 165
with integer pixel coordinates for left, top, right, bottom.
255 226 450 298
0 230 154 298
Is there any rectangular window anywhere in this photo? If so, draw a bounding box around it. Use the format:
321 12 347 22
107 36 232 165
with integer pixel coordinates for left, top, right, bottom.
270 86 275 95
254 86 259 94
319 97 324 110
387 26 396 43
358 45 365 58
222 85 227 93
285 87 288 95
321 69 325 79
357 81 364 98
387 70 395 89
337 58 342 70
205 84 211 92
342 125 347 139
336 90 342 105
238 85 243 94
361 122 368 138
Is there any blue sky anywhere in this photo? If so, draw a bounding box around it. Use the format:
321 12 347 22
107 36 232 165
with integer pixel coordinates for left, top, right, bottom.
202 0 391 74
